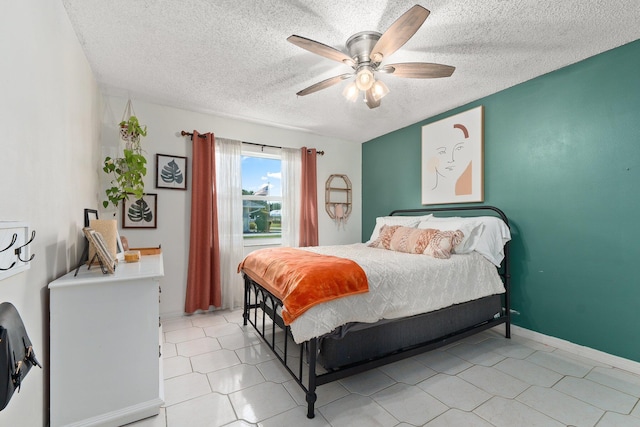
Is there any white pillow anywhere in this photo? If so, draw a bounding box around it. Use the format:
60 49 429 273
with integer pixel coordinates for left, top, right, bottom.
367 215 432 243
473 216 511 266
420 215 511 266
418 218 484 254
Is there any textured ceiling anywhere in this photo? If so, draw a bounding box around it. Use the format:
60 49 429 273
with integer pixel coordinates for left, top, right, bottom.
62 0 640 143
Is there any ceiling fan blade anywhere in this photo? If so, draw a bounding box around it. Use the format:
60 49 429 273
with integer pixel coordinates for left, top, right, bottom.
365 88 381 109
288 35 356 67
370 5 430 62
296 73 353 96
381 62 455 78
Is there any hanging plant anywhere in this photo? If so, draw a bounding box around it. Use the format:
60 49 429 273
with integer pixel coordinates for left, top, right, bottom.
119 115 147 148
102 100 149 209
102 147 147 209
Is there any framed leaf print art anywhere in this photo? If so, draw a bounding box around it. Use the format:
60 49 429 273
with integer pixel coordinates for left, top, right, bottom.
122 193 157 229
156 153 187 190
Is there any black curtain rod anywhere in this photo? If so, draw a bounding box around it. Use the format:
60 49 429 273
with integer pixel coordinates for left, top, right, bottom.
180 130 324 155
180 130 206 139
242 141 325 156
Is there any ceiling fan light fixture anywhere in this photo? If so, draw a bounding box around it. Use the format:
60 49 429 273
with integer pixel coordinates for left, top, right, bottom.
288 5 454 109
342 82 359 102
371 80 389 101
355 66 375 91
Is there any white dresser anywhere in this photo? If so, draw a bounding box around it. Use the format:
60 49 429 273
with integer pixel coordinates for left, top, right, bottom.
49 255 164 427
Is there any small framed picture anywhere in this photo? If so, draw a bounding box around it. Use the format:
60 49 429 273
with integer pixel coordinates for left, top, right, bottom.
81 209 99 264
122 193 158 229
156 154 187 190
84 208 98 227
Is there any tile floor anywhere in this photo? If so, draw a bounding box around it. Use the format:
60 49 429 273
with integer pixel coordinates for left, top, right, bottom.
128 309 640 427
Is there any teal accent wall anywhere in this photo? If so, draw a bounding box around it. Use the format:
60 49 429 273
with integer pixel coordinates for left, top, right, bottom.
362 39 640 362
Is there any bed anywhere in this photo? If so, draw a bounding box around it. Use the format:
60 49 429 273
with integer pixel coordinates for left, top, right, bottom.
240 206 511 418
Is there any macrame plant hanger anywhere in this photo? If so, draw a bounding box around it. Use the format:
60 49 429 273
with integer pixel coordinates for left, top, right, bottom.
120 99 140 148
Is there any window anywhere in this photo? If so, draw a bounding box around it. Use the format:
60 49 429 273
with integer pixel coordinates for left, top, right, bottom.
242 153 282 245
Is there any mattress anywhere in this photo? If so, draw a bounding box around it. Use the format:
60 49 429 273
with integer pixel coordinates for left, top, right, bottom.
286 243 505 343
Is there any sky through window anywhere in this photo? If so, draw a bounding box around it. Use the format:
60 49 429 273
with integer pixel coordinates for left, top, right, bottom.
241 155 282 196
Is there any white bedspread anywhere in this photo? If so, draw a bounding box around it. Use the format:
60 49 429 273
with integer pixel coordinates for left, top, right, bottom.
287 243 505 343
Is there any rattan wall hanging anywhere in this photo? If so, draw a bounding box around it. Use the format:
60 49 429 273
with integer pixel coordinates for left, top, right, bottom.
325 174 352 227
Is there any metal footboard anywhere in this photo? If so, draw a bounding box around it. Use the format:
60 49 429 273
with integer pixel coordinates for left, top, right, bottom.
243 273 510 418
243 275 319 417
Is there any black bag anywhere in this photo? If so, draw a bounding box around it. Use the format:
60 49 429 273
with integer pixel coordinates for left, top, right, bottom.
0 302 41 411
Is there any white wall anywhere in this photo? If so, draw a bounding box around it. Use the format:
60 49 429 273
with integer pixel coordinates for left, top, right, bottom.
0 1 102 426
100 95 362 318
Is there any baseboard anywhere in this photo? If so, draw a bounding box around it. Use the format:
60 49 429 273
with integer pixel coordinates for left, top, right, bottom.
160 310 188 320
509 325 640 376
160 307 227 321
62 398 164 427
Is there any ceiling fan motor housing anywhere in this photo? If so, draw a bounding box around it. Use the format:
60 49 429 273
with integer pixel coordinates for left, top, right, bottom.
347 31 382 91
346 31 382 65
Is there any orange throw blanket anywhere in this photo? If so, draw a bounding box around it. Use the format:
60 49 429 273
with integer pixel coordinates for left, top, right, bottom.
238 247 369 324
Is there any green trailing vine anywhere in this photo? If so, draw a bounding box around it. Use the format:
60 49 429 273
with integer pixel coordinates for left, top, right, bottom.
102 115 149 209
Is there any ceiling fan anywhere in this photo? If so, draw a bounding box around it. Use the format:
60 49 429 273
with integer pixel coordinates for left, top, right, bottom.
288 4 455 109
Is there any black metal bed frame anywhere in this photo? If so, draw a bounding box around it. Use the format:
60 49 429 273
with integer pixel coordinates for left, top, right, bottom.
242 206 511 418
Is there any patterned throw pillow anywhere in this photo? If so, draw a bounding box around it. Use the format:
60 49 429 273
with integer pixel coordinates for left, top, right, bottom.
369 225 463 259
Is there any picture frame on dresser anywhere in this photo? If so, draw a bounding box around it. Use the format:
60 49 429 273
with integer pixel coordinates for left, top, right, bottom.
83 208 98 227
79 209 99 265
82 227 116 274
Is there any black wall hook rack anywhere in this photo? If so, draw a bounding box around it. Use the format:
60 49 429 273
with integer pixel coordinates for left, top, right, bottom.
0 224 36 279
14 230 36 263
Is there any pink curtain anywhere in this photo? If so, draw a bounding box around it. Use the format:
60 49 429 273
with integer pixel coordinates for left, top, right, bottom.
299 147 319 246
185 131 221 313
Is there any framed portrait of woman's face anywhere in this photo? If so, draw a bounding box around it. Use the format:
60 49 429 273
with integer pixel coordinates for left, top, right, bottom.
421 105 484 205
